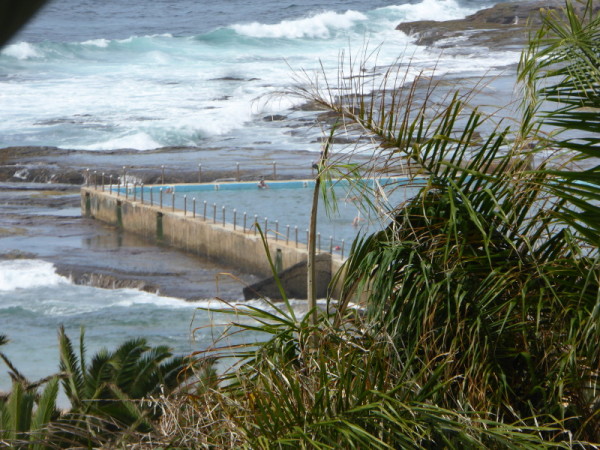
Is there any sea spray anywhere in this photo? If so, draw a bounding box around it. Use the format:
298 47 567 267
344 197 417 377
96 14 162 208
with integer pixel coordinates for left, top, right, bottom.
1 0 516 152
0 259 68 291
0 258 319 396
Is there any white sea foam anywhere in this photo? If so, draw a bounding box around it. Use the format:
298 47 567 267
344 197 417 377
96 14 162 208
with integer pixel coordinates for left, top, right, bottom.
111 293 216 309
0 0 518 152
232 10 368 39
77 132 163 151
82 38 110 48
0 260 69 291
1 41 41 60
384 0 478 23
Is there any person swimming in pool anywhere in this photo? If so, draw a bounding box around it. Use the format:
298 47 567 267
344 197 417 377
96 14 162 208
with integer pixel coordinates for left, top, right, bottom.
257 177 269 189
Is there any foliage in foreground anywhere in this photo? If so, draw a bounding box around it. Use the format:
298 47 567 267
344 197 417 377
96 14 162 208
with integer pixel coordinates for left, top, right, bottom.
325 0 599 443
0 329 196 448
2 1 600 448
154 1 599 447
145 306 570 448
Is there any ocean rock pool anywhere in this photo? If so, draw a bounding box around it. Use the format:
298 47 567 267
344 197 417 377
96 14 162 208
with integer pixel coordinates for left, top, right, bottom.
116 177 424 256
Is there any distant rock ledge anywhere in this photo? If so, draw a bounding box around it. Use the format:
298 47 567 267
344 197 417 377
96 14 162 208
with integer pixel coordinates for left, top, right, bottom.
396 1 599 49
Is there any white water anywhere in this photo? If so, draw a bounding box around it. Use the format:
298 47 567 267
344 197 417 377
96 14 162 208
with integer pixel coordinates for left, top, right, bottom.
0 259 304 401
0 0 520 407
0 0 517 152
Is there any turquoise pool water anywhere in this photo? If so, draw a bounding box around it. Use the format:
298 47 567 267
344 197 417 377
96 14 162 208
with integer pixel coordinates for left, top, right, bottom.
117 178 423 256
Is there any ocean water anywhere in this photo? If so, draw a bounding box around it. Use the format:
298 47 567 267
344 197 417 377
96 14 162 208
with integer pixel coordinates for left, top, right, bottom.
0 0 521 403
0 0 520 152
0 258 311 404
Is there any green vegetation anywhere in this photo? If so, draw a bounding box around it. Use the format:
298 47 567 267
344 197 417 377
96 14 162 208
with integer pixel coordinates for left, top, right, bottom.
57 326 192 430
1 0 599 447
1 330 196 448
150 2 599 447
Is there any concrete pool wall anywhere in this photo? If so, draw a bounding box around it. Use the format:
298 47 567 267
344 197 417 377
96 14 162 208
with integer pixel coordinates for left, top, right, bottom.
81 183 345 299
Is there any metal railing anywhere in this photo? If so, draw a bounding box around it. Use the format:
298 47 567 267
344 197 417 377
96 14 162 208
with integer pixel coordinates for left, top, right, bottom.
89 185 348 260
82 159 397 260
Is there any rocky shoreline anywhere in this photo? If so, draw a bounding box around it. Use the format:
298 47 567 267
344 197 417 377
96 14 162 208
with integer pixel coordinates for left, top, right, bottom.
0 0 559 299
0 1 569 187
0 145 319 185
0 182 259 300
396 0 598 50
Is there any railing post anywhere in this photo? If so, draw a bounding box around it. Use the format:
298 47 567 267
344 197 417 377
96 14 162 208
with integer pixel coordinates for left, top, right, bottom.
86 168 90 187
101 173 105 191
222 206 225 226
122 166 126 188
272 161 277 180
109 175 113 193
295 226 298 248
183 195 187 216
93 171 97 190
275 220 279 241
198 163 202 183
236 162 240 181
286 225 290 245
233 209 237 230
141 183 144 204
133 182 137 201
193 198 196 218
243 212 247 233
264 217 268 240
160 188 163 209
172 191 175 212
329 236 333 254
213 203 217 224
254 215 258 235
150 187 153 206
203 201 207 221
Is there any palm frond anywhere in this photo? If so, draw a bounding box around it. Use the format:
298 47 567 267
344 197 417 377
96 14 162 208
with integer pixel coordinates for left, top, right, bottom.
58 326 84 410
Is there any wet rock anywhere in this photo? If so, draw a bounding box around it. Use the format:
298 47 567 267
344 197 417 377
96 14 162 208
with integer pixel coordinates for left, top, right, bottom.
314 135 365 145
0 227 28 237
0 165 85 184
0 145 317 186
58 267 160 293
291 100 330 112
396 0 596 49
50 170 85 185
0 250 37 259
263 114 287 121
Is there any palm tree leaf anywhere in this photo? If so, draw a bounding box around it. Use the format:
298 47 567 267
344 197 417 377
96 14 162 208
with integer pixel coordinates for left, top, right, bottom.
58 326 84 409
30 376 59 450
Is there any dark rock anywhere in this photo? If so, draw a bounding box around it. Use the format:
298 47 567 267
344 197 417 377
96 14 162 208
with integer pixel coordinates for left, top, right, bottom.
50 170 85 184
0 250 37 259
291 100 331 112
263 114 288 121
395 0 596 49
56 266 160 293
243 253 332 301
